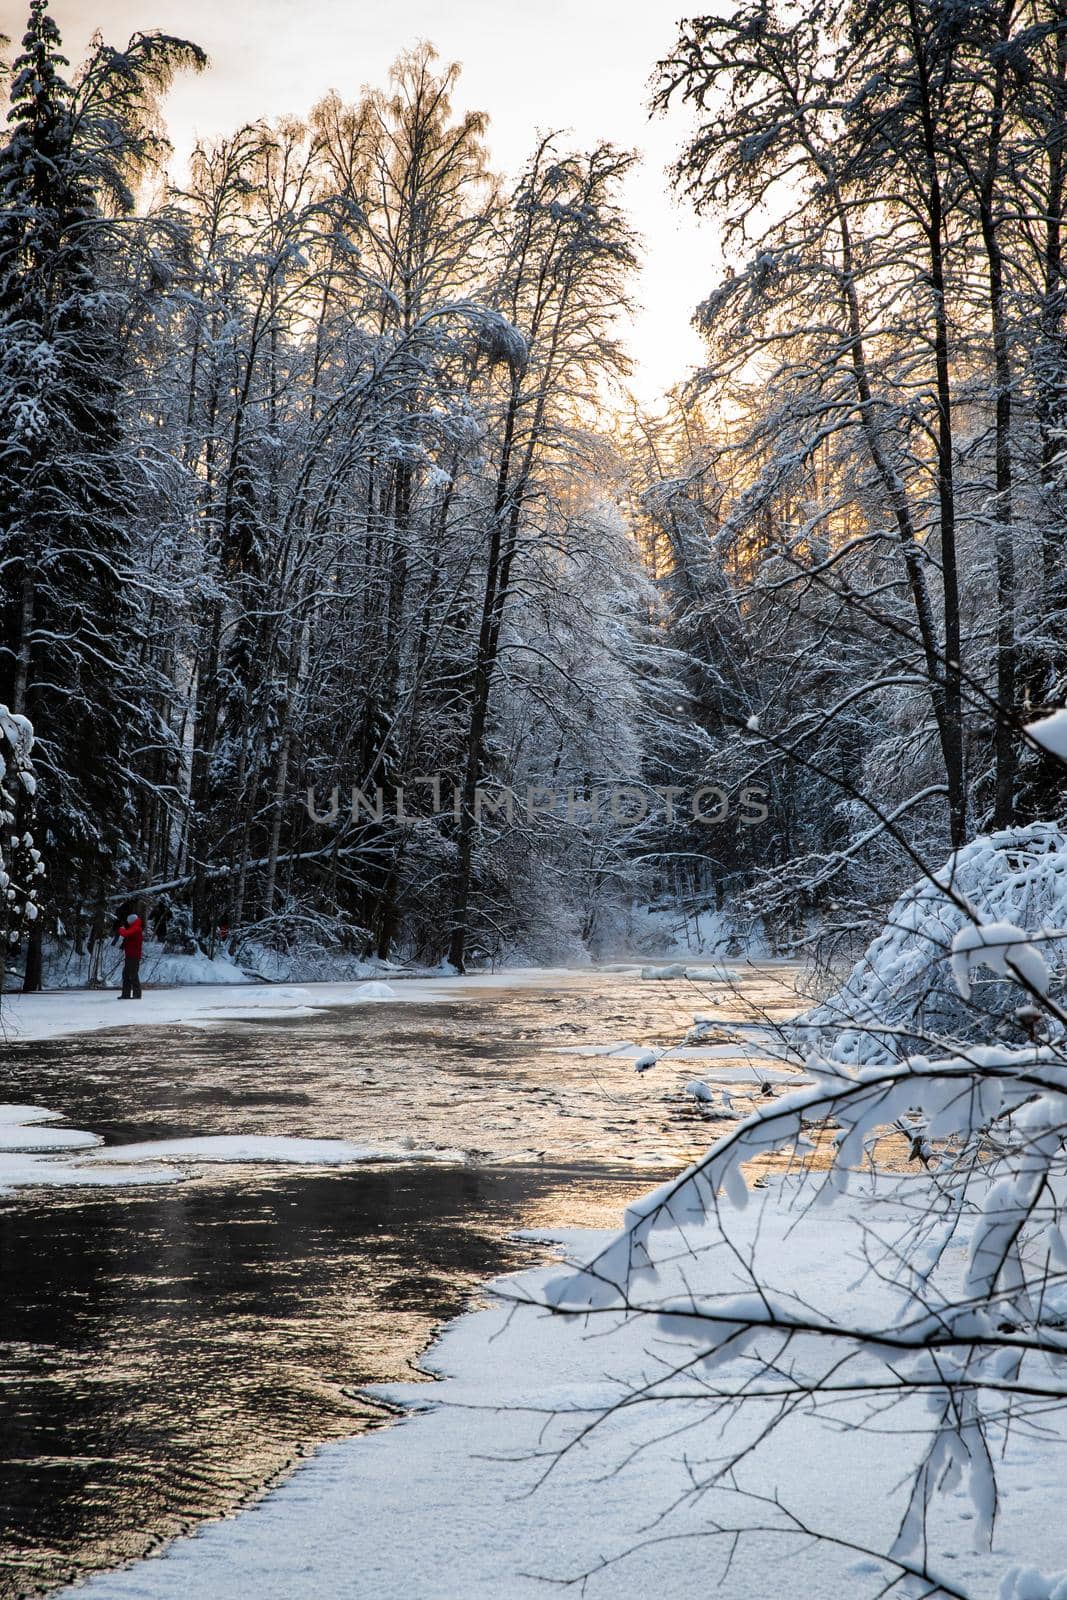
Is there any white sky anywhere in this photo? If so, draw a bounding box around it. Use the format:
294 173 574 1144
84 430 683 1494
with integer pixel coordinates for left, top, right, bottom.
12 0 721 405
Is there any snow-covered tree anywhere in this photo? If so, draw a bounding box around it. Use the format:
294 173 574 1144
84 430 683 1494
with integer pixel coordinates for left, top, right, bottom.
637 0 1067 949
0 703 40 988
535 776 1067 1594
0 1 201 976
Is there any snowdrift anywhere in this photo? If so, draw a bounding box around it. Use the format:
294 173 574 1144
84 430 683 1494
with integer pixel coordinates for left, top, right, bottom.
27 935 399 990
34 937 252 990
797 822 1067 1066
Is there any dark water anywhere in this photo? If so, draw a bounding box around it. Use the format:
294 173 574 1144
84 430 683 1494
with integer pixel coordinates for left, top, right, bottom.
0 967 801 1598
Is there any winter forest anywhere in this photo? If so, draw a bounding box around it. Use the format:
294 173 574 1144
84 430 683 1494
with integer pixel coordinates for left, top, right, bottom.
11 0 1067 1597
6 0 1067 986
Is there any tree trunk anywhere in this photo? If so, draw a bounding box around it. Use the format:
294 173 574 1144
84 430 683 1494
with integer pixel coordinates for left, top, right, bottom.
908 0 966 844
261 636 303 918
446 378 521 972
831 187 961 835
977 18 1017 826
1040 4 1067 606
21 921 42 993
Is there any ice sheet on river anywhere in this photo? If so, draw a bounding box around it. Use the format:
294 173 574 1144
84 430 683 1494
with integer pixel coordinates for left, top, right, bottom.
85 1134 464 1166
0 1103 465 1195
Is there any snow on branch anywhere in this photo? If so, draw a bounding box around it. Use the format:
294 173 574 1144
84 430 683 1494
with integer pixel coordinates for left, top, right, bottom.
0 707 42 961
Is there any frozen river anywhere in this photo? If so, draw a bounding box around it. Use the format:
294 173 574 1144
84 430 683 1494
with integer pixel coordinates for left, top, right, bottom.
0 964 802 1598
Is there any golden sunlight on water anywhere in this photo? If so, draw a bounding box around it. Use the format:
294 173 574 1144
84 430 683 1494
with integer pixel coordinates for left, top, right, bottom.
0 963 804 1597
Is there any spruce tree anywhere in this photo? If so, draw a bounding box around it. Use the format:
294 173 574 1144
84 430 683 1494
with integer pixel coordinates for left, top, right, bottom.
0 2 201 981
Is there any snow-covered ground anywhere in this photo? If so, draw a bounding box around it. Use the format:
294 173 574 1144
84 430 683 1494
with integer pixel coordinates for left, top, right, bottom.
51 1173 1067 1600
24 917 775 996
612 902 771 958
32 934 407 991
0 968 602 1044
0 977 403 1041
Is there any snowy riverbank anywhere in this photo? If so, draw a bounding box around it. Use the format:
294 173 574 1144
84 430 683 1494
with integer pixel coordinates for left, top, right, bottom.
49 1173 1067 1600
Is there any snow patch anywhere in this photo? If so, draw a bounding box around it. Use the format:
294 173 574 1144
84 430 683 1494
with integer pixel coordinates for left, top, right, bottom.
349 980 397 1001
84 1135 462 1167
1000 1568 1067 1600
0 1102 465 1196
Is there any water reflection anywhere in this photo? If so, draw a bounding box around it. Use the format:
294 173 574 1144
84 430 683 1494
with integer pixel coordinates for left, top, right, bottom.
0 967 802 1597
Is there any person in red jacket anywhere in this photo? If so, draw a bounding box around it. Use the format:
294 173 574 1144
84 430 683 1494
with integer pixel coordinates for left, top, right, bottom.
117 909 144 1000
